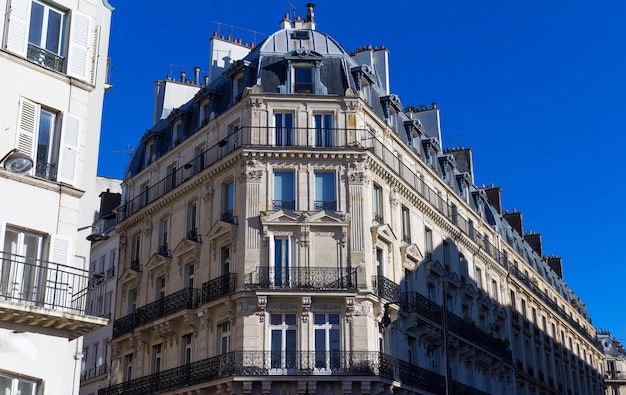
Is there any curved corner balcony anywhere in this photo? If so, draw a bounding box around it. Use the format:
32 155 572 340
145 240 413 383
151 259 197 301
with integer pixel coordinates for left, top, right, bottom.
98 351 489 395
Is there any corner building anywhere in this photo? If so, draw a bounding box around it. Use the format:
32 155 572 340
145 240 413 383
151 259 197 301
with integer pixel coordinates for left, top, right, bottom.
0 0 113 394
104 6 603 395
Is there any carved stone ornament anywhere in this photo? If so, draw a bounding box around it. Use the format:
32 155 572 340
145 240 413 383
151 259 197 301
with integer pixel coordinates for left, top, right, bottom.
143 218 153 235
202 181 214 203
348 171 369 184
240 169 263 183
301 297 311 323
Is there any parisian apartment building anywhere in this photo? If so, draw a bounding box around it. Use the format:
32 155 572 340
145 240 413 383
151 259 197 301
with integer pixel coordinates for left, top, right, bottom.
598 331 626 395
97 5 605 395
0 0 113 394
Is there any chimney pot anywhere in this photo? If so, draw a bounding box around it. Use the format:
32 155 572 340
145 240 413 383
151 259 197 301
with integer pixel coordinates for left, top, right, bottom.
306 3 315 23
194 67 200 85
180 71 186 82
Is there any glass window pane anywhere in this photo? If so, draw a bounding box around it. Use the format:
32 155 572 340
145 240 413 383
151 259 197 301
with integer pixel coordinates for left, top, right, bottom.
315 173 335 201
328 314 340 324
274 172 294 201
270 314 282 325
29 3 45 46
0 375 12 394
18 379 36 395
37 111 54 164
285 314 296 325
45 9 63 53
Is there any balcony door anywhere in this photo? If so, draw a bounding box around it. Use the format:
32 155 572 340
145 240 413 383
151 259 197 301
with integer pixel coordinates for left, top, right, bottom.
271 237 291 288
0 225 44 301
270 314 297 372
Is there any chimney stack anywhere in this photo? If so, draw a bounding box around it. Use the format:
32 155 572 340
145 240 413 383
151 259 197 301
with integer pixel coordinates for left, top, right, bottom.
194 67 200 85
306 3 315 22
503 210 523 236
484 185 502 215
524 231 542 257
547 256 563 279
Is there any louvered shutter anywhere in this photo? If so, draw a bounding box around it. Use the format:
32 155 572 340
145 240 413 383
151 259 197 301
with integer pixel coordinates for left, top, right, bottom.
57 113 80 185
16 98 40 168
47 235 72 309
5 0 31 57
67 10 92 81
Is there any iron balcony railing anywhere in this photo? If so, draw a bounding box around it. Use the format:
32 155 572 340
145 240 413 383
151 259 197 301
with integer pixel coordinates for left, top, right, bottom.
313 200 337 211
272 200 295 210
0 250 93 315
201 273 237 304
80 363 109 382
98 351 489 395
372 275 401 303
27 43 64 72
508 265 601 350
35 160 56 181
245 267 357 291
113 288 201 338
400 291 512 363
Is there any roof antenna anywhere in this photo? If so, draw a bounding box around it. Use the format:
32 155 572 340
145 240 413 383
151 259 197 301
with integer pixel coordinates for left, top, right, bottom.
288 2 306 20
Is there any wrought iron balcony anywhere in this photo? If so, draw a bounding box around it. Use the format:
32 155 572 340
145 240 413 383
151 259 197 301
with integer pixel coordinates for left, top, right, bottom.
373 212 384 224
27 43 64 72
0 250 92 315
246 267 357 291
106 266 115 279
400 292 512 363
313 200 336 211
112 288 201 338
158 244 170 257
35 160 56 181
201 273 237 304
372 275 401 303
187 228 202 242
98 351 488 395
80 363 108 382
272 200 295 210
220 209 237 223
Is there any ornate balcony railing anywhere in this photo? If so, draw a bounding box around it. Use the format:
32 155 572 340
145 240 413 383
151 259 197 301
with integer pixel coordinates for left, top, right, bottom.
106 266 115 279
27 43 64 72
372 275 401 302
112 288 201 338
98 351 489 395
313 200 336 211
246 267 357 291
0 250 93 315
400 292 512 362
272 200 295 210
187 228 202 242
35 160 56 181
201 273 237 304
80 363 109 382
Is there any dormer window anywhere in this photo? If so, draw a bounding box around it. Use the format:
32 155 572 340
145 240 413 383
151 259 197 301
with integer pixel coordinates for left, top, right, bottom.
233 74 245 103
172 121 182 147
294 65 313 93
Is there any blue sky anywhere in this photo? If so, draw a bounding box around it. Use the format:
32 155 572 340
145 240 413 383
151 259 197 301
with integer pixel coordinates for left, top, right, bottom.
99 1 626 340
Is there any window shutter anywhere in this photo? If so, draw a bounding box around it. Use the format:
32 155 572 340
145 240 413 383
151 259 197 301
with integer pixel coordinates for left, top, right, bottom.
5 0 31 57
57 113 80 185
0 222 5 252
67 10 93 81
16 98 40 166
47 235 73 309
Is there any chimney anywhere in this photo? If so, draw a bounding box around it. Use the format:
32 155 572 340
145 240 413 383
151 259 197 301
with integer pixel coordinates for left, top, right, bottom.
524 231 542 256
306 3 315 22
194 67 200 85
547 256 563 279
484 185 502 214
448 148 474 183
180 71 186 83
503 210 523 236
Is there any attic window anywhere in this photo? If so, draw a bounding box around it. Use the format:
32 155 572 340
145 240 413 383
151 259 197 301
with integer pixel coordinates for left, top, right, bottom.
294 65 313 93
292 30 310 40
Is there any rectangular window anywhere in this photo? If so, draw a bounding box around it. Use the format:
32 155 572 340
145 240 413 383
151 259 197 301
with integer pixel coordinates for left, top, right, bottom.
181 334 192 365
184 264 195 289
124 354 133 381
172 121 182 146
407 336 416 364
221 181 235 222
314 172 336 210
273 171 295 210
442 241 450 270
275 113 294 146
314 313 340 370
187 201 199 240
141 182 149 206
166 164 177 192
199 101 210 128
475 266 483 289
491 279 499 302
294 66 313 93
0 371 38 395
401 206 411 243
131 233 141 267
373 184 383 223
272 237 291 287
127 289 137 314
145 141 154 167
158 217 169 255
424 227 433 256
155 276 165 300
221 247 231 275
219 321 231 354
270 314 297 370
314 114 333 147
193 144 205 173
1 226 44 301
152 344 162 373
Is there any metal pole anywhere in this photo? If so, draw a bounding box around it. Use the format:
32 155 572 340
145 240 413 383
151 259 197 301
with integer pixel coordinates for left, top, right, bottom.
442 280 452 395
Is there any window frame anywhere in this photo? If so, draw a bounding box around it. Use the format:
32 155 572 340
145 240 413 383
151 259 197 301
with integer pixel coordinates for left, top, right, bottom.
314 171 336 211
269 313 297 371
273 170 295 210
313 313 341 371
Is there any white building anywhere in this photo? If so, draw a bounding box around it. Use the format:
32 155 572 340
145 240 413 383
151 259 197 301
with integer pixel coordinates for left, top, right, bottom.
0 0 113 394
599 331 626 395
101 5 603 395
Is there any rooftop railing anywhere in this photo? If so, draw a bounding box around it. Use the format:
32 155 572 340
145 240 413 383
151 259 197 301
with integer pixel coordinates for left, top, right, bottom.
0 251 92 315
98 351 488 395
80 363 108 382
